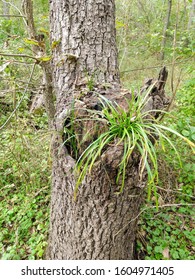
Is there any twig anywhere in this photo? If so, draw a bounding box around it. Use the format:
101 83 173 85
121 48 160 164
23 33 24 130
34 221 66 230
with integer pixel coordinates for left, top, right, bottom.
33 186 49 197
7 59 34 65
1 58 35 65
0 14 26 18
0 53 37 61
113 203 195 243
2 0 27 27
120 59 189 73
167 1 180 112
156 185 195 199
0 184 15 191
0 63 36 131
0 87 27 94
0 78 35 86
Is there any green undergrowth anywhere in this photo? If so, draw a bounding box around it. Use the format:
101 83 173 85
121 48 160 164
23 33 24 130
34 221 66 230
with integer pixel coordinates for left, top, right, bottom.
0 116 51 260
137 203 195 260
0 184 50 259
137 76 195 260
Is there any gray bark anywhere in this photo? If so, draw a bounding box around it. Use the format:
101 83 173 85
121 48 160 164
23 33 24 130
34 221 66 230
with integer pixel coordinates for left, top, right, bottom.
160 0 172 60
22 0 36 41
3 1 10 19
47 0 168 260
49 0 120 97
188 0 195 29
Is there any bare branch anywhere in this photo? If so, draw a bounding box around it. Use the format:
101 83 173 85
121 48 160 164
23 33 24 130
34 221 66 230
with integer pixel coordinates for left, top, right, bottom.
113 203 195 242
0 14 26 18
4 60 34 65
1 0 27 27
120 59 189 73
22 0 37 39
0 63 36 131
0 52 38 61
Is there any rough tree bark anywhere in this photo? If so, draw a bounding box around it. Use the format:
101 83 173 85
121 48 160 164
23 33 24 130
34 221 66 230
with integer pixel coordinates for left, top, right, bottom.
47 0 168 259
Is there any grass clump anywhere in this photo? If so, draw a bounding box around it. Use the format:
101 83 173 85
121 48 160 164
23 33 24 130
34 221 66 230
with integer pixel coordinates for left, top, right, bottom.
71 88 195 200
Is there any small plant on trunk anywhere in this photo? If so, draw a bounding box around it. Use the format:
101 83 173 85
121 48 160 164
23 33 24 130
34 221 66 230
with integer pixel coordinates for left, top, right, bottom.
64 88 195 202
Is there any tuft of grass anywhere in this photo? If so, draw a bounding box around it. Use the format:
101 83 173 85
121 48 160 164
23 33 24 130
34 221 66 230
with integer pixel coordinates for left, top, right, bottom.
71 88 194 201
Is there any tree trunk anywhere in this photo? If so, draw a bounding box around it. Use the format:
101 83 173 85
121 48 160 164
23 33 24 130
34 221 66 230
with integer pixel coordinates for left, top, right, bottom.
47 0 168 260
188 0 195 30
2 1 10 19
160 0 172 60
22 0 36 41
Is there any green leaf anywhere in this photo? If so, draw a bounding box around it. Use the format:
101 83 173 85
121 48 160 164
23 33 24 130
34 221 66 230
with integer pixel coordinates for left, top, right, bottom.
154 245 163 253
18 47 25 52
182 129 190 136
37 224 44 231
171 250 179 259
192 133 195 141
0 62 10 72
38 56 51 62
24 38 39 46
51 40 61 50
37 249 44 258
38 28 49 36
116 20 126 29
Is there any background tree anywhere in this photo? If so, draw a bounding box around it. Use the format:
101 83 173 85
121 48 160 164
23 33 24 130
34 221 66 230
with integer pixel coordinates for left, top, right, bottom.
160 0 172 60
188 0 195 29
2 1 10 19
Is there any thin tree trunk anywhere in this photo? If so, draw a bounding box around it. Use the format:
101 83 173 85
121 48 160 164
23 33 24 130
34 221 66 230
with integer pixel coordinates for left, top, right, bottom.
160 0 172 60
22 0 55 127
22 0 36 41
47 0 168 260
188 0 195 29
2 1 10 19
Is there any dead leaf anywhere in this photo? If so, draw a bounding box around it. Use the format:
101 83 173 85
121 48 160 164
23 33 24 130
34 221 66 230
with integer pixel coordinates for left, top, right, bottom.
162 247 170 259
